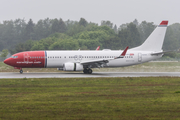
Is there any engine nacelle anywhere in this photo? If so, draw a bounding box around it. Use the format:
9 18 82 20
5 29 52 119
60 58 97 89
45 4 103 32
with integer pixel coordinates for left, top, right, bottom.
63 63 84 71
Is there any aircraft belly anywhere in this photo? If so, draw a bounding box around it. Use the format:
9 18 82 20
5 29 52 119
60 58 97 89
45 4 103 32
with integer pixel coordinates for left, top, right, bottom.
47 59 63 68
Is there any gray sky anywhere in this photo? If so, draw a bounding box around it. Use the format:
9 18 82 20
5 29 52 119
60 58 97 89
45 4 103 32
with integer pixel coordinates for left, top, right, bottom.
0 0 180 26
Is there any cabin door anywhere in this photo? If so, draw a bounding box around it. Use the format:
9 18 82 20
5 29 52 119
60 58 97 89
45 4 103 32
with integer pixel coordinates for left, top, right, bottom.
24 53 29 64
138 53 142 62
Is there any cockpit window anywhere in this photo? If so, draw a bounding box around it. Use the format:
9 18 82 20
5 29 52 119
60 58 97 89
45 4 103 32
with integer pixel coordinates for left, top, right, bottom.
11 56 18 58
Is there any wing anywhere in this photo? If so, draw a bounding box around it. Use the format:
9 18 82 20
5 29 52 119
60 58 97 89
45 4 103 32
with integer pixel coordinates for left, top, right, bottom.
80 47 129 68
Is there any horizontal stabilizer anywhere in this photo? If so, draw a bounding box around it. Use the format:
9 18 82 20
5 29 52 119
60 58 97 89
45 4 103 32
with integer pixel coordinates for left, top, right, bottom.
151 50 175 55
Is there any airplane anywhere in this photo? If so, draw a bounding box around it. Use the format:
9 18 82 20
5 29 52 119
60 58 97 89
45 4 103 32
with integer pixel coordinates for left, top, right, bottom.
4 21 168 74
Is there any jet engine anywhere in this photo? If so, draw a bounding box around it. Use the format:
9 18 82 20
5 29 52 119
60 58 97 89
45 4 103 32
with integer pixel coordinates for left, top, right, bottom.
63 63 84 71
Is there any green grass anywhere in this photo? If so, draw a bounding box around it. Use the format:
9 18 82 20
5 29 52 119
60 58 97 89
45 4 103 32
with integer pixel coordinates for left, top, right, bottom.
0 77 180 119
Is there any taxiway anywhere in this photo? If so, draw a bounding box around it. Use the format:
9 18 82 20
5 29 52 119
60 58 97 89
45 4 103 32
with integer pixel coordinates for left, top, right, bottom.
0 72 180 78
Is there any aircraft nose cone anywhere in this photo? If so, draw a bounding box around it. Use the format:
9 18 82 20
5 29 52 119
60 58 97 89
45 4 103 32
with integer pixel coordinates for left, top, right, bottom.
4 58 11 65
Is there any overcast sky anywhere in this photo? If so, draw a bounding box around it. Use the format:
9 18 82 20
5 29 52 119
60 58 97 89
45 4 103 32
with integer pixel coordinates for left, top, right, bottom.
0 0 179 26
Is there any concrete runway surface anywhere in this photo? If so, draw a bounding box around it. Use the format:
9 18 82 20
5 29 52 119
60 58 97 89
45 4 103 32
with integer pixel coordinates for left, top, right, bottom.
0 72 180 78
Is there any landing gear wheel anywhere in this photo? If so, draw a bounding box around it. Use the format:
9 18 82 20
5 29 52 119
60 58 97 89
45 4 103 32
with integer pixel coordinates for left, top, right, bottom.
83 68 93 74
20 69 23 74
88 69 92 74
83 69 87 74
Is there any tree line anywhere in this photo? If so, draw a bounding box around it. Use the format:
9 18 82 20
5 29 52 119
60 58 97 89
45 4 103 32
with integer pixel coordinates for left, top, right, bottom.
0 18 180 57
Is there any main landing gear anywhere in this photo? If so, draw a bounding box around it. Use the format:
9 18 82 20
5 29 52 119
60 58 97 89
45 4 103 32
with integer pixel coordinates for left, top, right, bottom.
83 68 92 74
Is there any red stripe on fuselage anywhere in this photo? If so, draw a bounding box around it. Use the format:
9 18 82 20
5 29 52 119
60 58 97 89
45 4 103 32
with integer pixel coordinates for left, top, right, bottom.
8 51 45 68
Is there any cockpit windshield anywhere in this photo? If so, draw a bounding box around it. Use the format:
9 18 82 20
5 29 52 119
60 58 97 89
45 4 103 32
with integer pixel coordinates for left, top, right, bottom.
10 56 18 58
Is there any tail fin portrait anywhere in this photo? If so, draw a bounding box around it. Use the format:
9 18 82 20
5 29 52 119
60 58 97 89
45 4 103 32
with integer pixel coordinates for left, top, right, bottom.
131 21 168 51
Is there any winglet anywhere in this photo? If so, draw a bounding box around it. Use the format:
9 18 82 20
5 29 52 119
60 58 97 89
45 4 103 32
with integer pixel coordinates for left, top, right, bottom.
121 46 129 56
115 46 129 59
96 46 100 50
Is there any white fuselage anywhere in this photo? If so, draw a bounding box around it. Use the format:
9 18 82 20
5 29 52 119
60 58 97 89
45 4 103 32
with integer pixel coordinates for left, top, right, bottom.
46 50 162 68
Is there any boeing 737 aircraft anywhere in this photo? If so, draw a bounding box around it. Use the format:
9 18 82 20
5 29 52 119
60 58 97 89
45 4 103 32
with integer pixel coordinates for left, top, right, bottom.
4 21 168 74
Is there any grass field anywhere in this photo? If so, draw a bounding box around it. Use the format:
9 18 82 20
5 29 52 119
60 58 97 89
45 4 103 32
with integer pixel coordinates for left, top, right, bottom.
1 61 180 73
0 77 180 119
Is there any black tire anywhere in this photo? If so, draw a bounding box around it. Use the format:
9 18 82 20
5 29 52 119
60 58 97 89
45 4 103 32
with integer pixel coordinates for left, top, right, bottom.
83 69 89 74
20 70 23 74
83 68 93 74
83 69 87 74
88 69 92 74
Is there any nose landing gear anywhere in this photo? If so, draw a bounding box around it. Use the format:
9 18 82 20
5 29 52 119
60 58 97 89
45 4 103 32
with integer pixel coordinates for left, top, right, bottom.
20 69 23 74
14 67 23 74
83 68 92 74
